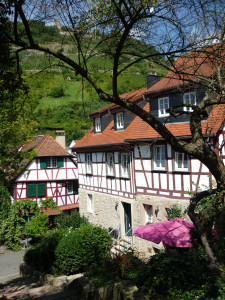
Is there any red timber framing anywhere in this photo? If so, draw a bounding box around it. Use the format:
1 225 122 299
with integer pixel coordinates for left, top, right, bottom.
14 135 79 209
77 150 135 199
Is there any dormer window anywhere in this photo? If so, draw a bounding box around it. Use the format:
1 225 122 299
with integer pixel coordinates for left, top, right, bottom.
183 92 196 111
116 112 124 130
94 117 101 133
158 97 169 117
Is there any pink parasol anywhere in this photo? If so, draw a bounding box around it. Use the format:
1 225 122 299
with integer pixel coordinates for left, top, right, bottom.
134 218 194 248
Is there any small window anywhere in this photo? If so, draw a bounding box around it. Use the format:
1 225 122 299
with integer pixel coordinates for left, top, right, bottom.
95 117 101 133
144 204 153 224
86 153 92 174
158 97 169 117
106 153 114 176
87 194 93 213
116 112 124 130
120 153 130 178
153 145 166 170
174 151 189 171
27 183 46 198
67 181 79 195
47 157 57 168
183 92 196 111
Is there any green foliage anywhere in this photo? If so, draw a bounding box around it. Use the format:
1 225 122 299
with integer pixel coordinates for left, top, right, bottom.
0 214 26 251
136 251 219 299
47 86 65 98
24 229 66 272
0 183 11 221
52 224 112 275
40 197 59 209
85 252 145 288
166 204 185 220
55 210 88 229
24 213 50 239
0 199 39 250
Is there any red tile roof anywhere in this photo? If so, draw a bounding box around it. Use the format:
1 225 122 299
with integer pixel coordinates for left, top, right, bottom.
21 135 70 157
73 104 225 149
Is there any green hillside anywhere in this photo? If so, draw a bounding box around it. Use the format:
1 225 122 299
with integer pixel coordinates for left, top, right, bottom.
18 22 169 145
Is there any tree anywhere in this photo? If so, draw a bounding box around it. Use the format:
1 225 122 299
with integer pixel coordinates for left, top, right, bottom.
0 2 36 188
4 0 225 268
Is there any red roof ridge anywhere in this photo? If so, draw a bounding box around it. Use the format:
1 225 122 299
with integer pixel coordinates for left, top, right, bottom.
36 135 49 152
39 135 69 156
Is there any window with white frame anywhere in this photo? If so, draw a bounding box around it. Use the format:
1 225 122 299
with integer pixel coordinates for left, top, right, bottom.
183 92 196 111
158 97 169 117
106 153 114 176
46 157 57 168
85 153 92 174
153 145 166 170
144 204 153 224
95 117 101 133
87 194 93 213
174 151 189 171
116 112 124 129
120 153 130 178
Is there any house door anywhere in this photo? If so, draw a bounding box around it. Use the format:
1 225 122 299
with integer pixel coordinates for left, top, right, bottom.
123 202 132 236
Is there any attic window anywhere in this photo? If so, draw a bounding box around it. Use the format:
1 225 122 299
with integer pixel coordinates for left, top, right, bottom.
47 157 57 168
116 112 124 130
95 117 101 133
158 97 169 117
183 92 196 111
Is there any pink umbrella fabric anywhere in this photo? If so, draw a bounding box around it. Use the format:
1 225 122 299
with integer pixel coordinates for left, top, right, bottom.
134 218 194 248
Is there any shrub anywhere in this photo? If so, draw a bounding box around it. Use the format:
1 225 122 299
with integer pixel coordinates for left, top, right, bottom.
24 213 50 240
136 252 218 299
52 224 112 275
48 86 65 98
24 229 66 272
55 210 88 229
166 204 185 220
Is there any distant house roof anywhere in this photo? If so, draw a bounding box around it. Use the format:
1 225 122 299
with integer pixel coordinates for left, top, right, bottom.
21 135 70 157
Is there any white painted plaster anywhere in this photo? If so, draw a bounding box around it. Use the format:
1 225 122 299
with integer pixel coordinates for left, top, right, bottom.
198 175 209 190
153 173 159 189
92 164 97 175
175 174 181 190
160 173 167 190
143 160 151 171
167 160 172 172
146 172 152 188
191 159 200 172
159 191 170 195
137 188 144 192
112 179 116 190
115 164 120 177
173 193 181 197
28 161 36 170
135 160 142 170
101 177 107 188
136 173 147 187
201 163 209 173
183 174 190 192
121 180 126 191
169 174 173 190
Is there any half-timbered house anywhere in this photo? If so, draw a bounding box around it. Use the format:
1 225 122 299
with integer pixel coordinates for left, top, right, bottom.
13 135 79 211
72 52 225 254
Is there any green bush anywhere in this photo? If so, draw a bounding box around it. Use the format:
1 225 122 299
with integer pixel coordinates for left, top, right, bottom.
166 204 185 220
48 86 65 98
52 224 112 275
24 213 50 240
24 229 66 272
136 252 218 299
55 210 88 229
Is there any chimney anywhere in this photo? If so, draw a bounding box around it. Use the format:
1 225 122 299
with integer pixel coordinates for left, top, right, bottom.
55 130 66 149
146 72 161 89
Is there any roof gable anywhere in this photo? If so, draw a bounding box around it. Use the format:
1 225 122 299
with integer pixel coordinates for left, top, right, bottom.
22 135 69 157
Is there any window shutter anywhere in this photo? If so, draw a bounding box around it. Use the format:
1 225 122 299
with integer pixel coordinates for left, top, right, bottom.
73 181 79 195
113 114 117 130
40 158 47 169
57 157 64 168
37 183 46 197
93 119 96 134
27 183 36 198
